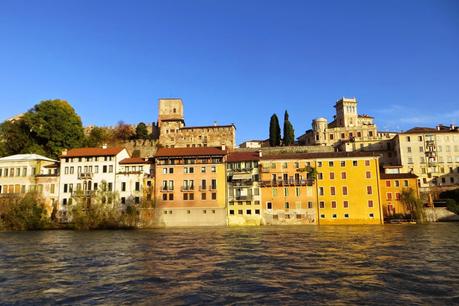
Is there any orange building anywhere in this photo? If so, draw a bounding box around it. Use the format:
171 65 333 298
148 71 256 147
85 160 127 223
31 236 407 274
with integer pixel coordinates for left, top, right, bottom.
379 173 419 217
260 154 317 225
154 147 227 227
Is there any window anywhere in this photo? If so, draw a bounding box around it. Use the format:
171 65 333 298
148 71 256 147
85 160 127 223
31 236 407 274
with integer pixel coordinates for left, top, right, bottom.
229 210 234 215
295 187 300 197
386 180 391 187
201 193 206 200
103 165 107 173
365 160 370 166
340 161 346 167
319 187 324 195
285 202 289 209
332 214 337 219
246 209 252 215
317 162 322 167
344 213 349 218
211 166 216 172
238 210 243 215
366 171 371 179
320 214 325 219
108 182 113 191
396 193 401 200
162 168 167 174
267 202 272 209
211 193 217 200
368 200 374 208
330 187 336 195
65 167 69 174
419 146 424 152
328 161 334 167
294 162 299 168
201 167 206 173
121 197 126 204
135 197 140 204
403 180 408 187
121 182 126 192
343 200 349 208
387 193 392 200
284 188 289 196
135 182 140 191
308 202 313 209
342 186 348 195
109 165 113 173
353 161 358 166
341 172 347 179
169 193 174 200
369 213 374 218
64 184 68 193
367 186 372 195
318 173 323 180
319 201 325 208
395 180 400 187
255 209 260 215
331 201 337 208
329 172 335 180
162 194 167 201
282 162 288 169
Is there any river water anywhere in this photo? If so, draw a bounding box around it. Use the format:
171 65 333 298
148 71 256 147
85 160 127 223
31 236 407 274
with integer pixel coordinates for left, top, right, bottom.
1 224 459 305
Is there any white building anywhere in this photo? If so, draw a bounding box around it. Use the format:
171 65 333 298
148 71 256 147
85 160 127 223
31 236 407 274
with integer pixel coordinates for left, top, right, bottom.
58 147 129 216
117 157 153 206
0 154 59 214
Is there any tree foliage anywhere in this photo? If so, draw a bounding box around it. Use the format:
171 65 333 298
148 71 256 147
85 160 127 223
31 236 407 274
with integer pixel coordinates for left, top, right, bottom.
0 99 85 158
86 126 110 147
269 114 281 147
135 122 149 140
283 110 295 146
400 188 425 222
0 192 51 230
114 121 135 141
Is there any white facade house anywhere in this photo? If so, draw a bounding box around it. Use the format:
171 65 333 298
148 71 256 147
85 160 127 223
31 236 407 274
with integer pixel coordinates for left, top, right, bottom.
0 154 59 214
58 147 129 215
117 157 153 206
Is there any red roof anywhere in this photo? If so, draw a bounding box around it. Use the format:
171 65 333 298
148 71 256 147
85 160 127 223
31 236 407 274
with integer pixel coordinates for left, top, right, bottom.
119 157 150 165
261 151 381 161
227 151 260 162
380 173 418 179
155 147 227 158
62 147 125 158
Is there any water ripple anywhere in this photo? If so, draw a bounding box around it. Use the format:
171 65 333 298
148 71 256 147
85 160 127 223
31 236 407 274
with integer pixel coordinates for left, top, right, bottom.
1 224 459 305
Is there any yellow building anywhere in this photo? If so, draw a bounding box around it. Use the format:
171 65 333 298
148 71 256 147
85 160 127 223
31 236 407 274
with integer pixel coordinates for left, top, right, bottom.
259 154 317 225
379 173 419 217
314 152 384 224
154 147 227 227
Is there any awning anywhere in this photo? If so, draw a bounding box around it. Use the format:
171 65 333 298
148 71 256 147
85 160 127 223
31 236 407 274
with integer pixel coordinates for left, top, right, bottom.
232 173 252 180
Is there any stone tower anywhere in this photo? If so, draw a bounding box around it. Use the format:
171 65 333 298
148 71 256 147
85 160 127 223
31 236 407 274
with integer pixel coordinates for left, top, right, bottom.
158 98 184 128
335 97 358 128
312 117 328 145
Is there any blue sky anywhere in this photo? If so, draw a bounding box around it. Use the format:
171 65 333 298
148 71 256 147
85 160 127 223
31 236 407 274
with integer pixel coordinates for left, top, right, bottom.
1 0 458 144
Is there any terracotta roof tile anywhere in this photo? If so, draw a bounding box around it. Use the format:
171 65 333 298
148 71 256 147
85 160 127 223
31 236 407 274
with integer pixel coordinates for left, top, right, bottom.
119 157 150 164
62 147 125 158
261 151 381 161
155 147 227 158
380 173 418 179
227 151 260 162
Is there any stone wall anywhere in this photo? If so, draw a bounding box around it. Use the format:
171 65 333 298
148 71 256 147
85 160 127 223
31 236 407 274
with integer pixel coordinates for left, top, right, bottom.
159 125 236 149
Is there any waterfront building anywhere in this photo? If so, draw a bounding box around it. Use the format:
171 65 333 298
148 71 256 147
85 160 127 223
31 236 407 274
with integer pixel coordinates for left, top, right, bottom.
0 154 59 215
58 146 130 217
226 151 262 226
259 154 317 225
260 152 384 225
314 152 384 224
117 157 153 206
297 97 398 165
153 147 227 227
157 98 236 149
379 172 419 217
394 125 459 190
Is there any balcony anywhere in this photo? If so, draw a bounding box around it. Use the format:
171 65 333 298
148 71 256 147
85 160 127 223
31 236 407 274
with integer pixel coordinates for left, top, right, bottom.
78 172 93 179
231 180 254 187
260 179 314 187
229 195 253 201
160 187 174 192
180 186 195 192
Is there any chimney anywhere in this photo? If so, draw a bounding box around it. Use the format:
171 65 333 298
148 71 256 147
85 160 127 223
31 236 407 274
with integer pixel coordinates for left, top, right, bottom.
451 124 456 130
221 145 226 151
102 144 108 149
61 149 68 156
258 150 262 158
436 125 441 131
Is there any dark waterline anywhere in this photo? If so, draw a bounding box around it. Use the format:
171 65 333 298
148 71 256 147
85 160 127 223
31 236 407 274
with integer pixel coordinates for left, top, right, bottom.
1 224 459 305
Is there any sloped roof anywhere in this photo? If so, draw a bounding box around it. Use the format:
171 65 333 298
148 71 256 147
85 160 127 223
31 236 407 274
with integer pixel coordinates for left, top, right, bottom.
62 147 125 158
0 154 57 163
261 151 381 161
119 157 150 165
227 151 260 162
155 147 227 158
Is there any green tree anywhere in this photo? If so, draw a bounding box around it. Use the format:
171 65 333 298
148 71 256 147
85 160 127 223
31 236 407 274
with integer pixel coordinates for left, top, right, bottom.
400 188 425 222
135 122 149 140
269 114 281 147
22 99 85 158
0 120 44 156
86 126 109 147
0 192 51 230
283 110 295 146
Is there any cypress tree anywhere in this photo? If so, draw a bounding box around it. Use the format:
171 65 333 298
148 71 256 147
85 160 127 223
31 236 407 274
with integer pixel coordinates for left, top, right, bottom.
283 110 295 146
269 114 281 147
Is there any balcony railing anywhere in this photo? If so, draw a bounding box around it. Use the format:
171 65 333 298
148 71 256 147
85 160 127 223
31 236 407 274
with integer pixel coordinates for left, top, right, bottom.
231 180 254 187
78 172 93 179
229 195 253 201
260 179 314 187
180 186 195 192
160 187 174 192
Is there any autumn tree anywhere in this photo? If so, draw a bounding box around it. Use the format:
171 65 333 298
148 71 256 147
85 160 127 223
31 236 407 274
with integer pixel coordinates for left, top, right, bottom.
135 122 149 140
